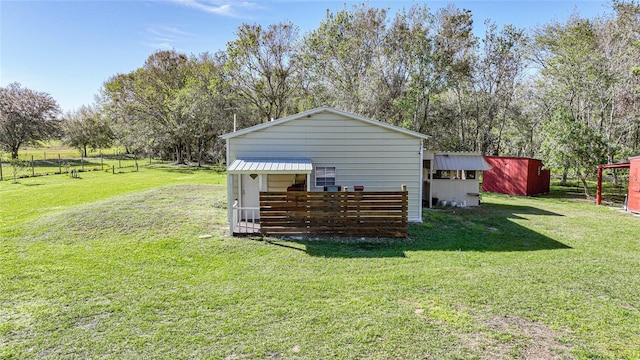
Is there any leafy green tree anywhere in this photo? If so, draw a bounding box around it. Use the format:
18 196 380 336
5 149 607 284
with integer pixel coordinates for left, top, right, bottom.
532 15 616 185
379 4 433 127
432 5 477 149
102 50 237 164
0 82 60 159
103 50 195 163
600 0 640 157
541 110 608 196
474 22 527 155
529 2 640 187
62 105 113 156
226 22 301 123
175 52 241 166
301 5 389 117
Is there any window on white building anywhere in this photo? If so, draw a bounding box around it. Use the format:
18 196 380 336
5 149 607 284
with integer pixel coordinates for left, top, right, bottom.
315 166 336 187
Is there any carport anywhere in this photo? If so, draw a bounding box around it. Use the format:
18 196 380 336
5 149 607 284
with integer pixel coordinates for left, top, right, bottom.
595 162 630 206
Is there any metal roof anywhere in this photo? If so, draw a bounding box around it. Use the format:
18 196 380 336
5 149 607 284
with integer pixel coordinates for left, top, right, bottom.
228 158 313 174
434 154 492 171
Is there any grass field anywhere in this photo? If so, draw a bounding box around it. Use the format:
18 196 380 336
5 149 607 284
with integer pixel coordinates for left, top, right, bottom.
1 167 639 359
0 143 155 182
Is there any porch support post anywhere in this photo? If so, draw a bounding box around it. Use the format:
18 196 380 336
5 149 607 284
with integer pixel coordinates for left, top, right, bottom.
306 173 311 191
227 172 234 235
237 174 242 207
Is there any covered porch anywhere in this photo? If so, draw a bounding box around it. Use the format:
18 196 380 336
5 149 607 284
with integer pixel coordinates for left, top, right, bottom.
227 158 313 235
424 152 492 207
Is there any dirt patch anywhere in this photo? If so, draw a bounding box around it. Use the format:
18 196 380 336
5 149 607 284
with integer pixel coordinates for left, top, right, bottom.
460 315 573 359
224 354 249 360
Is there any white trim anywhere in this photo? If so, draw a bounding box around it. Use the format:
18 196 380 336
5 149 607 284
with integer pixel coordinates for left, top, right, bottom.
418 140 424 216
314 166 337 188
237 174 242 208
228 158 313 174
227 173 233 235
221 106 430 141
227 140 233 235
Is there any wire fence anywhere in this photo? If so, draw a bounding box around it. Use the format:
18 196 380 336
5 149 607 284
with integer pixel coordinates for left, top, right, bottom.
0 152 153 182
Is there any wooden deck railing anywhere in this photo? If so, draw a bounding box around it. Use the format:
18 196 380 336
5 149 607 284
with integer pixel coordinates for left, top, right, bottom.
259 191 408 238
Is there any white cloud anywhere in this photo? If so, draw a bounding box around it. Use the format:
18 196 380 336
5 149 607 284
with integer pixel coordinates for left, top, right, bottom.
168 0 261 18
145 25 196 50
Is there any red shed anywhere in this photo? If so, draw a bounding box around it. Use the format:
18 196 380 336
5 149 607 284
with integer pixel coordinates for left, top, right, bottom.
629 156 640 214
482 156 550 196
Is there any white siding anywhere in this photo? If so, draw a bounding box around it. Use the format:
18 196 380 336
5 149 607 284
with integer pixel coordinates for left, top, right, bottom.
431 179 482 206
228 112 424 221
231 174 239 203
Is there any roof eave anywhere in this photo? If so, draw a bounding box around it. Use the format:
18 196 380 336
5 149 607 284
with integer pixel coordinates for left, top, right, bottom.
221 106 431 140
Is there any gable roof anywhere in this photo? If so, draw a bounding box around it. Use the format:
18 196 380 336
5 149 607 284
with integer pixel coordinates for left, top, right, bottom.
220 106 430 140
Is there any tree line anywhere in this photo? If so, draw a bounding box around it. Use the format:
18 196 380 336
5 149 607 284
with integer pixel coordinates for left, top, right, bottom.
2 1 639 193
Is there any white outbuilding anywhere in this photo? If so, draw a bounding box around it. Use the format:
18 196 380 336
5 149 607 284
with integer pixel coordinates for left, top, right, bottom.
422 151 492 207
221 106 430 235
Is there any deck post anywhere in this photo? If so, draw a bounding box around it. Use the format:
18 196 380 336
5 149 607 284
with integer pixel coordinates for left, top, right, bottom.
596 166 603 205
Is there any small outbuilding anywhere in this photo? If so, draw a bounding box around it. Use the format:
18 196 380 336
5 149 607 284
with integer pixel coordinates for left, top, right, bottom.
482 156 550 196
422 152 492 207
221 106 431 236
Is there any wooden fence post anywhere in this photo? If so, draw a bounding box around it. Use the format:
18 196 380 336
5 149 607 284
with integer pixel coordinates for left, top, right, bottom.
81 154 84 171
58 154 62 174
100 151 104 170
31 155 35 177
112 165 115 174
118 152 121 168
0 156 3 181
401 185 408 228
135 154 138 172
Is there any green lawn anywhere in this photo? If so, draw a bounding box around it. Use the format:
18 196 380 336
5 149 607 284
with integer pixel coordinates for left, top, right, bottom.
0 143 159 182
1 169 639 359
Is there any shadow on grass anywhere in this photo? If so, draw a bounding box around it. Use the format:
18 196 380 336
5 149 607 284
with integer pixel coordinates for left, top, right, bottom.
29 159 103 169
146 164 224 175
265 202 571 258
548 180 628 204
2 181 45 186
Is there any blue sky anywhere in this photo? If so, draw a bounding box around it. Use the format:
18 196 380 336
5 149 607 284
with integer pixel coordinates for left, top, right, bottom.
1 0 611 113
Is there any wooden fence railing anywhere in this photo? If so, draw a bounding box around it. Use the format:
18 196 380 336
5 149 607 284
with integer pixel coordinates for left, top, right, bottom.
259 191 408 238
